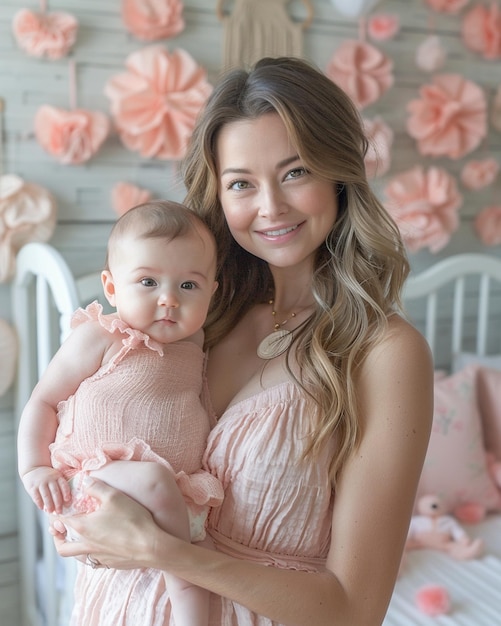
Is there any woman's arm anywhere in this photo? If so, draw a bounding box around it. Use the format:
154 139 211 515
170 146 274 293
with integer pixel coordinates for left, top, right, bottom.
54 316 433 626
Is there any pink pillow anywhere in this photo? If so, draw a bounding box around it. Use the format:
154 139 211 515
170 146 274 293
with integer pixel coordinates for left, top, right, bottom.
477 367 501 460
417 365 501 512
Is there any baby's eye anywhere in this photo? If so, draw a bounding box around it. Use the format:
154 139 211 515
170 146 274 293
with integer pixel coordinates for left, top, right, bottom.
286 167 307 180
141 278 157 287
181 281 197 290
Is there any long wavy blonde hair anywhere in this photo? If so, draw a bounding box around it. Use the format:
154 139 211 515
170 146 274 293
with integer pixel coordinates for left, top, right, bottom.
182 57 409 483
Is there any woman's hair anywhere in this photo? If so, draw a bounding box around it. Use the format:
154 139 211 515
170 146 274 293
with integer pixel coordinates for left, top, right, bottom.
182 56 409 482
105 200 215 270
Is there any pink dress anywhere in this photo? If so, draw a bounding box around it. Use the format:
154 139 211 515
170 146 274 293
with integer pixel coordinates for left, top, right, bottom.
50 303 223 626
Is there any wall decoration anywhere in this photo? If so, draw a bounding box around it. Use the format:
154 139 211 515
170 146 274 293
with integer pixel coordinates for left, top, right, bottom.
105 45 212 160
329 0 381 19
326 39 394 109
406 73 487 159
121 0 185 41
363 116 394 178
112 182 152 216
367 14 400 41
0 174 57 282
415 35 447 72
383 165 462 253
475 205 501 245
0 318 17 396
12 1 78 60
462 2 501 60
461 158 499 190
216 0 313 70
425 0 470 13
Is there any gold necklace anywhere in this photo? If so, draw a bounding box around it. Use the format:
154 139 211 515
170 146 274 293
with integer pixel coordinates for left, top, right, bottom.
257 299 296 360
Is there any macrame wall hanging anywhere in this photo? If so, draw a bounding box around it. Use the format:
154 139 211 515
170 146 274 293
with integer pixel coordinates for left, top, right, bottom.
216 0 313 70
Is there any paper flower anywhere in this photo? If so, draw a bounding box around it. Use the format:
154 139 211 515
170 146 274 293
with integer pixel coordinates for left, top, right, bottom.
492 86 501 132
406 73 487 159
415 35 447 72
121 0 185 41
462 3 501 60
475 206 501 246
0 319 17 396
363 116 394 178
12 8 78 60
384 165 462 253
425 0 470 13
112 182 152 216
34 106 110 165
0 174 57 282
367 14 400 41
326 40 394 109
461 158 499 190
105 45 212 160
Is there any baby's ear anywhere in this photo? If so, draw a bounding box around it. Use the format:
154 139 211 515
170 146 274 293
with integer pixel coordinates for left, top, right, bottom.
101 270 116 306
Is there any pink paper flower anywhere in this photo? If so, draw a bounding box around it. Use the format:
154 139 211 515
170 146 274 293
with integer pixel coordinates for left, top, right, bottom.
475 206 501 246
415 35 447 72
367 14 400 41
105 45 212 160
363 116 394 178
121 0 185 41
462 2 501 60
492 86 501 132
425 0 470 13
112 182 152 216
34 106 110 165
384 165 462 253
326 40 394 109
406 73 487 159
461 158 499 190
0 174 57 282
12 8 78 60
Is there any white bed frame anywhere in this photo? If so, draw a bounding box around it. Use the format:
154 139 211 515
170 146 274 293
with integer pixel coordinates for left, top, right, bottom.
11 243 501 626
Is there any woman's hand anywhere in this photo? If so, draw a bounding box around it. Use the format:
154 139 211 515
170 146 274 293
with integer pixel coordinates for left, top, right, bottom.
51 478 159 570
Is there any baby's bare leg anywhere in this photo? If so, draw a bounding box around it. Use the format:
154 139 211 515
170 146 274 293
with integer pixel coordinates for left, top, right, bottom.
90 461 209 626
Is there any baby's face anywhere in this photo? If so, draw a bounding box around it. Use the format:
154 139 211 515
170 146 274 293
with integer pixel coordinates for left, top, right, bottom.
102 229 217 345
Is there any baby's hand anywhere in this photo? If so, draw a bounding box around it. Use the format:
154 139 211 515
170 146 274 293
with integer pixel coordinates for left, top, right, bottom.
22 467 72 514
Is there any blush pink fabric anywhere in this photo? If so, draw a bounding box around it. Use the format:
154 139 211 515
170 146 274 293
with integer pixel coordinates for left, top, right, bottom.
477 367 501 460
406 73 487 159
105 45 212 160
415 35 447 72
34 106 110 165
0 174 57 282
0 319 17 397
121 0 185 41
461 158 499 190
417 365 501 513
111 182 152 216
12 8 78 60
425 0 470 13
462 2 501 60
363 116 393 178
326 40 394 109
474 205 501 246
367 14 400 41
384 165 462 253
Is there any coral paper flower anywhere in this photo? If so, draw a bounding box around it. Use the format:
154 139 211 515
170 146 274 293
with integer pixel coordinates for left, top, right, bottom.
384 165 462 253
462 2 501 60
112 182 152 216
415 35 447 72
406 73 487 159
105 45 212 160
0 174 57 282
121 0 185 41
461 158 499 190
326 40 394 109
367 14 400 41
12 8 78 60
475 206 501 246
363 116 394 178
34 106 110 165
425 0 470 13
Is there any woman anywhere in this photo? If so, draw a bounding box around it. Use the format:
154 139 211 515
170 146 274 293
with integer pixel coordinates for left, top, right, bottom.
54 56 433 626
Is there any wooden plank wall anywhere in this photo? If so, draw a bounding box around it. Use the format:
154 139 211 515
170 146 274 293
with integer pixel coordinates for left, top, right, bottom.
1 1 500 624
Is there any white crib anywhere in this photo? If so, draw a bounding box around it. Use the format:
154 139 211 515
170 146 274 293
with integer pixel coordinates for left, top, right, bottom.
12 242 501 626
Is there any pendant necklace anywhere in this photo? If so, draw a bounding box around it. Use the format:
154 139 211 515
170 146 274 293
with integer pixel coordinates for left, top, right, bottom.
257 299 297 360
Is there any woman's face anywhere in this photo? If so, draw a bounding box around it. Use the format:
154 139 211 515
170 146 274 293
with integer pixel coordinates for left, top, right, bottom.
216 113 339 272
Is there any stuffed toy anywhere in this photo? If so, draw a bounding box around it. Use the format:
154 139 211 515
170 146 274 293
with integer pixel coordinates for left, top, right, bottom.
406 494 484 560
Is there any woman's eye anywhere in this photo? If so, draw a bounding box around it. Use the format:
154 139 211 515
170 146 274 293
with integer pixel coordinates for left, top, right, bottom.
286 167 306 180
141 278 157 287
227 180 250 191
181 281 196 290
